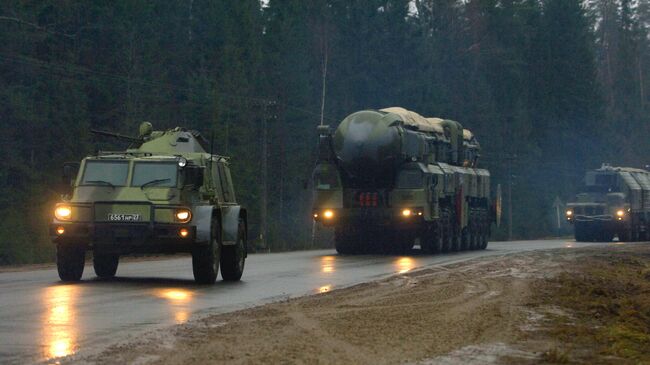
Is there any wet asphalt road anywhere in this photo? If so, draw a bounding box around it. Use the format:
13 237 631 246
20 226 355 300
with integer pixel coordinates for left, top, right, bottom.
0 239 608 364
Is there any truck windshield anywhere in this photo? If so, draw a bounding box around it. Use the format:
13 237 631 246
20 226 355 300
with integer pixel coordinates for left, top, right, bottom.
314 170 340 190
397 170 423 189
132 162 178 188
81 160 129 186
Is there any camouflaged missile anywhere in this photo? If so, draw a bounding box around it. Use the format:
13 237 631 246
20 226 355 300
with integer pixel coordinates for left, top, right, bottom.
51 122 247 284
312 107 500 255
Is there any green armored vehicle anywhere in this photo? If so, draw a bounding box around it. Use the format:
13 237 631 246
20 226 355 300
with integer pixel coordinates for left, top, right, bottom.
51 123 247 283
566 164 650 242
312 107 499 254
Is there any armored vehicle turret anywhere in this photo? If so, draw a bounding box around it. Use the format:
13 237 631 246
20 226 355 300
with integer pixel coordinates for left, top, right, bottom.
566 164 650 242
51 123 247 283
312 107 498 254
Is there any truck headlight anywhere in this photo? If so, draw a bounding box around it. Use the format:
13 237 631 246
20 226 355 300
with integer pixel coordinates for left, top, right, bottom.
402 209 412 217
323 210 334 219
175 209 192 223
55 205 72 221
616 209 625 217
566 210 573 216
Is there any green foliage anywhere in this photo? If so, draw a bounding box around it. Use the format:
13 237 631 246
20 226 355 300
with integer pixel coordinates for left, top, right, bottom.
0 0 648 263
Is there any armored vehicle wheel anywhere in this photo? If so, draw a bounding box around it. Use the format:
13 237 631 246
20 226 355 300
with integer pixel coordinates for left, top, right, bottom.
220 219 246 281
57 245 85 282
93 254 119 278
192 219 221 284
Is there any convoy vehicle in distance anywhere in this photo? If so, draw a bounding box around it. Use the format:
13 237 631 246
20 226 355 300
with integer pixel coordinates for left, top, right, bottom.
51 122 247 283
312 107 500 254
566 164 650 242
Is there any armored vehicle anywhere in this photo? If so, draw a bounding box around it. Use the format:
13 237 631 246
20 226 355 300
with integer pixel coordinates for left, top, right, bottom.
51 123 247 283
312 107 499 254
566 164 650 242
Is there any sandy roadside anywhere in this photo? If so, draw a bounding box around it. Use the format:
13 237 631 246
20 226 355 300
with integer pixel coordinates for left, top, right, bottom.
74 244 650 365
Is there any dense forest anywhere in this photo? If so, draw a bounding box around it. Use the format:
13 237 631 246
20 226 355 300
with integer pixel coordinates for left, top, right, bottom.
0 0 648 264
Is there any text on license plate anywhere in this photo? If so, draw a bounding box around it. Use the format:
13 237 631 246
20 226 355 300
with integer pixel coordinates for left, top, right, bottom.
108 214 141 222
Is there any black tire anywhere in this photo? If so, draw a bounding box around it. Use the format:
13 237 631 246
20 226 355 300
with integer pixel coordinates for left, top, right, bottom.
574 223 587 242
388 230 414 255
93 254 119 278
461 228 470 251
451 229 461 252
220 218 246 281
57 244 85 282
619 228 632 242
441 224 452 253
335 227 360 255
479 233 488 250
422 223 443 254
192 218 221 284
469 227 478 250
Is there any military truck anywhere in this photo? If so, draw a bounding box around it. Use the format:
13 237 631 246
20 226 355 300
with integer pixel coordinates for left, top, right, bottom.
566 164 650 242
51 123 247 284
312 107 499 254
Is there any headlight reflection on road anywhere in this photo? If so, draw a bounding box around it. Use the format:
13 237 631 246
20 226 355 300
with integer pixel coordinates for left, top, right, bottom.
395 257 415 274
320 256 336 274
43 285 80 359
154 288 194 324
318 285 332 293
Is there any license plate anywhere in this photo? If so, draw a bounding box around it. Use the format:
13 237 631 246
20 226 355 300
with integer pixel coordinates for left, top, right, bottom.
107 213 141 222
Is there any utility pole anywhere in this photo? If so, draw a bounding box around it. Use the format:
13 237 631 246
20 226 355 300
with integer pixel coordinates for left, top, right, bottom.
507 156 513 241
500 152 517 241
553 196 563 236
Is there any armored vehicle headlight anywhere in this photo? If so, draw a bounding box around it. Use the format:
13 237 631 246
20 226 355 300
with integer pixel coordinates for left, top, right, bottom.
402 209 412 217
323 210 334 219
55 205 72 221
175 209 192 223
616 209 625 217
566 210 573 216
178 157 187 167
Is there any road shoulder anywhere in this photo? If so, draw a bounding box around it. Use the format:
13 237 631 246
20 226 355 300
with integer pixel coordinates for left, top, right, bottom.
77 244 650 365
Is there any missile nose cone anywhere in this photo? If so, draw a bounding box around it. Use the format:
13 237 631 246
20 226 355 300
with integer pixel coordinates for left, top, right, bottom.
333 110 400 179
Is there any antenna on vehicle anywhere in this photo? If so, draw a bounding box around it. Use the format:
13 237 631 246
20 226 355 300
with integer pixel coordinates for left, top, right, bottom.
208 130 215 186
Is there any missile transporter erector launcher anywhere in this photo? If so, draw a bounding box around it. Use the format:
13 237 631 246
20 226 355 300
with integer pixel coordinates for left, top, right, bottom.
312 107 499 254
51 123 247 283
566 164 650 242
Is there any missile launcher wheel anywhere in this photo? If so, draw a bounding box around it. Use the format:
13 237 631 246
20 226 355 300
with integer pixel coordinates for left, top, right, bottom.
421 223 443 254
334 227 362 255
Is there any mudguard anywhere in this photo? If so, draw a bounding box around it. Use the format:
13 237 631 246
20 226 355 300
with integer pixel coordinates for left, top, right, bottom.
193 205 214 243
220 205 241 246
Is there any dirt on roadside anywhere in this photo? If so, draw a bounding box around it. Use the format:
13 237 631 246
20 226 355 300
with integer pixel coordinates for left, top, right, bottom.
80 244 650 365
